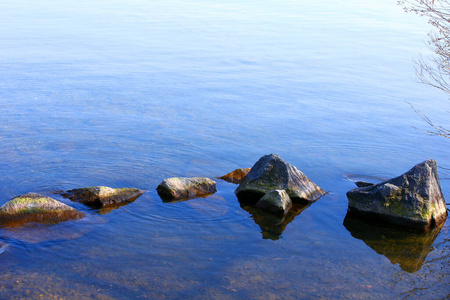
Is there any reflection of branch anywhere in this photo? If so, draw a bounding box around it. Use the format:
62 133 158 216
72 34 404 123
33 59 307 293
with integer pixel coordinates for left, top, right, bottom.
406 101 450 138
438 166 450 180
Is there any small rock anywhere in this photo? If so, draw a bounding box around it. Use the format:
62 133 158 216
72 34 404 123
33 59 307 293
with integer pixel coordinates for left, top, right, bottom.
156 177 217 201
355 181 374 188
235 154 327 204
0 193 84 226
219 168 251 184
346 159 447 231
255 190 292 214
62 186 145 208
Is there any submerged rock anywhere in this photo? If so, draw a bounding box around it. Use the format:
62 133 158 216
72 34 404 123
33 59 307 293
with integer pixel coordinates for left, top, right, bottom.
255 190 292 214
219 168 251 184
0 193 84 227
62 186 144 208
346 159 447 231
235 154 327 204
156 177 217 201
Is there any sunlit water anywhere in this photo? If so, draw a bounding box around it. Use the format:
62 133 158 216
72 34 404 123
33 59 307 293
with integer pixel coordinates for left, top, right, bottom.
0 0 449 298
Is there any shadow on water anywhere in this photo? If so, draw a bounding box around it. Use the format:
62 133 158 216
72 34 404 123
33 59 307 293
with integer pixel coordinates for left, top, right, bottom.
158 192 217 204
343 215 444 273
241 203 311 240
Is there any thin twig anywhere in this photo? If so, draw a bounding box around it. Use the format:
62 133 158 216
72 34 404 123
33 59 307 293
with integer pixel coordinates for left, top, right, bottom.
406 101 450 138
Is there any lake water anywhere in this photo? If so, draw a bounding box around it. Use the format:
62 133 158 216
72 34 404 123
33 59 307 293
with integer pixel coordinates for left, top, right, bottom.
0 0 449 298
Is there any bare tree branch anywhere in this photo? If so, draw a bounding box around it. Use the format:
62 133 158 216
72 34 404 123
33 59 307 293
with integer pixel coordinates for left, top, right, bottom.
399 0 450 138
406 101 450 138
398 0 450 94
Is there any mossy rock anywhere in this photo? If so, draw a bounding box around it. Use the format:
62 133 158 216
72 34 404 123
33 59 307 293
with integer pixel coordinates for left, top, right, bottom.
62 186 145 208
347 159 447 231
0 193 84 227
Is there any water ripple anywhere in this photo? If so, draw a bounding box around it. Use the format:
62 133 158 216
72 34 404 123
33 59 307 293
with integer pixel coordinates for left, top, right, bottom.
127 190 240 225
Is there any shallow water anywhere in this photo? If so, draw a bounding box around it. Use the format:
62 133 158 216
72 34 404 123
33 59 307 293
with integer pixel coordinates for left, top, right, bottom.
0 0 449 298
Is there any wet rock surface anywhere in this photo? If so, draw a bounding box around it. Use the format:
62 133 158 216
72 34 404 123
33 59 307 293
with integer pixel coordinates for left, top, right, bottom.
62 186 145 208
219 168 251 184
255 189 292 214
157 177 217 201
235 154 327 204
346 159 447 231
0 193 85 227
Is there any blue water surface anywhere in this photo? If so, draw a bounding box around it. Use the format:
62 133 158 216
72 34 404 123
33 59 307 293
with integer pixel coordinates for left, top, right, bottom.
0 0 449 298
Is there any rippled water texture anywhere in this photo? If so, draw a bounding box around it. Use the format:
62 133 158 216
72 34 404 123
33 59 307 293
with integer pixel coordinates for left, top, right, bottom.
0 0 449 298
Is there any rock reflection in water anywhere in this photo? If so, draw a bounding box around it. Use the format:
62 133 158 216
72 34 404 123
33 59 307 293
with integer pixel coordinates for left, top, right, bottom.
0 215 106 244
242 203 311 240
97 202 133 215
343 215 443 273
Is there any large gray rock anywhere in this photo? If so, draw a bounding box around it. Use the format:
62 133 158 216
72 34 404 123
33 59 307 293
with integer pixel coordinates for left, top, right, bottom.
347 159 447 231
0 193 85 226
62 186 145 208
157 177 217 201
255 189 292 214
235 154 327 204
